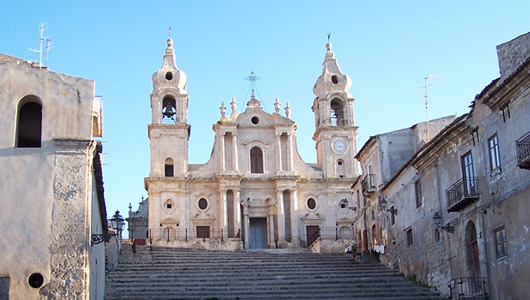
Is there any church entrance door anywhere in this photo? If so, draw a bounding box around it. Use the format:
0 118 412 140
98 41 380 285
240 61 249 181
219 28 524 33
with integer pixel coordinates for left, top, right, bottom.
250 218 268 249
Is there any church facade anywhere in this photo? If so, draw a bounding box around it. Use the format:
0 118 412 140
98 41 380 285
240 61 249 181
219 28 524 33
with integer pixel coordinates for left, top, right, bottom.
144 39 358 251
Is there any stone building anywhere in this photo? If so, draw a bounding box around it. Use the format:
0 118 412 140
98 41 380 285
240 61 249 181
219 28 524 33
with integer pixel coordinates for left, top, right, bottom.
127 196 149 240
352 116 456 254
0 54 107 299
143 39 358 251
376 32 530 298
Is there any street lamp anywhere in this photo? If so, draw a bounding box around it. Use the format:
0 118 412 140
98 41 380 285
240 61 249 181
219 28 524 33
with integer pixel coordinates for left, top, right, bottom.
91 210 125 245
433 212 454 233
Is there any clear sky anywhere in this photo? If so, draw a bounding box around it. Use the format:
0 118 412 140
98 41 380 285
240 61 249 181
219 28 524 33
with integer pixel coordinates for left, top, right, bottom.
2 1 529 219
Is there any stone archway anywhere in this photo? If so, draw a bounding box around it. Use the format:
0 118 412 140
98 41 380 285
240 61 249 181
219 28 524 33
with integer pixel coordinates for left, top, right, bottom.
465 221 480 276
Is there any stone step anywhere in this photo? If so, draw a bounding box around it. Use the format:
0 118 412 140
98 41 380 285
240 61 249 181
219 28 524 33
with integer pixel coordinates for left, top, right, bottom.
106 246 442 299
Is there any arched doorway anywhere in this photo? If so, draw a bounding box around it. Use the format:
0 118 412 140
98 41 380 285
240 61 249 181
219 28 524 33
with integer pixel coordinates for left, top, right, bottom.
465 221 480 276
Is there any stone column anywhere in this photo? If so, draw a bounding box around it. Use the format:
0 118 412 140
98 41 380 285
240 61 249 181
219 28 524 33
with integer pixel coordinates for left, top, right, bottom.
290 190 300 247
276 189 286 247
232 133 239 171
288 132 294 171
268 201 276 248
276 133 282 172
235 189 241 237
220 189 228 240
242 199 250 249
220 132 226 171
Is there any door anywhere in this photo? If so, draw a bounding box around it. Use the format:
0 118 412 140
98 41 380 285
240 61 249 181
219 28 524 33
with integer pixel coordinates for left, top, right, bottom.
306 225 320 247
250 218 268 249
461 152 476 196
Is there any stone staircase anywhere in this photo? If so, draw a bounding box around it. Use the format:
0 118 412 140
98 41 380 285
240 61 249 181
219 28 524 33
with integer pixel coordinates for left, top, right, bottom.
105 245 443 299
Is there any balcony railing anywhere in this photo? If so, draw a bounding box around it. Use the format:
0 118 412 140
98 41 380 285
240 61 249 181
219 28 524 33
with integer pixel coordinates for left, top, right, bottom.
361 174 376 194
148 228 240 242
448 277 488 299
516 132 530 169
446 177 479 212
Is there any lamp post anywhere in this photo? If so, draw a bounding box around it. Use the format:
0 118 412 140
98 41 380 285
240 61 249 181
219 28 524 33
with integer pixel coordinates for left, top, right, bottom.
91 210 125 245
433 212 454 233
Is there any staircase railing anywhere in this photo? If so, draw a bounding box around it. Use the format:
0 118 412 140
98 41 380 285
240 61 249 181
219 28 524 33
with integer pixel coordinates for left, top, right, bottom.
448 277 488 299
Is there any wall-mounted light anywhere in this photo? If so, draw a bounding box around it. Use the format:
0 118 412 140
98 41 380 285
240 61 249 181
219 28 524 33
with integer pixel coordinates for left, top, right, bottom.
91 210 125 245
433 212 454 233
379 198 397 215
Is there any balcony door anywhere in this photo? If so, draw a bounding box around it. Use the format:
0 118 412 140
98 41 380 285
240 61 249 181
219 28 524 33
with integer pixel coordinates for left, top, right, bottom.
461 152 476 196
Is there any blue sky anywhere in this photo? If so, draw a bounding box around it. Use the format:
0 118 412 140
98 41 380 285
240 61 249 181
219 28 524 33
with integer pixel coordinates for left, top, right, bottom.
2 1 529 218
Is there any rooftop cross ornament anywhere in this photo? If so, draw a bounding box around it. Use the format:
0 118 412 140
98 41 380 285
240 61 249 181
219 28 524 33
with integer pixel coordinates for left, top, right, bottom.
327 32 331 43
168 26 172 38
244 70 261 92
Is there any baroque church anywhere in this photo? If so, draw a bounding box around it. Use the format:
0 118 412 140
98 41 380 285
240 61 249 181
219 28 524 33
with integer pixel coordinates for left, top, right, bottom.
143 38 358 251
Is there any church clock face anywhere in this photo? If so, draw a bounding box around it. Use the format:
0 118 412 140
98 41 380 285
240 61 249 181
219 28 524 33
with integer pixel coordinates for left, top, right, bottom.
332 139 347 154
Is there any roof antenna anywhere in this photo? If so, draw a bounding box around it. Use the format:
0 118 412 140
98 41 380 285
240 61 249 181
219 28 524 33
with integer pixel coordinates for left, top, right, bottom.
419 74 442 140
28 22 53 68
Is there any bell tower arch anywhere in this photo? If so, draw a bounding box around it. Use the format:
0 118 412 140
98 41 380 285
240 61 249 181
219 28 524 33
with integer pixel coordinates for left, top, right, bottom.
312 43 358 178
148 38 190 177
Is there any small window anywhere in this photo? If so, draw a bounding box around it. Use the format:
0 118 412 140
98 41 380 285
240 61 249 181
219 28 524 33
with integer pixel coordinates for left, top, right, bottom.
488 134 502 174
197 226 210 239
166 203 172 209
415 180 422 208
16 98 42 148
495 226 507 259
165 158 174 177
307 198 316 210
434 228 440 243
251 116 260 124
390 206 395 225
250 147 264 173
198 198 208 210
165 72 173 80
406 228 413 246
331 75 339 84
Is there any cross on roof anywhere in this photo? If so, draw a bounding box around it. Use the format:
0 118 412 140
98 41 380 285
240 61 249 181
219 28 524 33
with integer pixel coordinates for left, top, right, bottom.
244 70 261 91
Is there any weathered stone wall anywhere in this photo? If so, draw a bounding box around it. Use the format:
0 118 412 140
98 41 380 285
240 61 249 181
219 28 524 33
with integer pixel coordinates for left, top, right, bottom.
40 140 92 299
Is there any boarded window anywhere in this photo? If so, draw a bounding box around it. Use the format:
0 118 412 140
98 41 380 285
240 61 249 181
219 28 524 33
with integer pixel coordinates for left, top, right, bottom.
17 99 42 147
250 146 263 173
495 226 507 259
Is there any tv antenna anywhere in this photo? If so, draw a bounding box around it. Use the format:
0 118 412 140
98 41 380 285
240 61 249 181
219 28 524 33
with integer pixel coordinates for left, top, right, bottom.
419 74 441 140
28 22 54 68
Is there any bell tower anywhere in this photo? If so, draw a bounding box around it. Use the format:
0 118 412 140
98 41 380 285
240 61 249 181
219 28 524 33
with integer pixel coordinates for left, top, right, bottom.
312 43 358 178
148 38 190 177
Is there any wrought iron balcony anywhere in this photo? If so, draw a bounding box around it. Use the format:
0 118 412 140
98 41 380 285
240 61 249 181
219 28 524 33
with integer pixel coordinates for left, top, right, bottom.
446 177 479 212
361 174 376 194
516 132 530 169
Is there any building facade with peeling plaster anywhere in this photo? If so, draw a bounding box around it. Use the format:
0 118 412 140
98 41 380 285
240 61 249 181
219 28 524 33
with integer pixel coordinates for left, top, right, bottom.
0 54 107 299
356 32 530 299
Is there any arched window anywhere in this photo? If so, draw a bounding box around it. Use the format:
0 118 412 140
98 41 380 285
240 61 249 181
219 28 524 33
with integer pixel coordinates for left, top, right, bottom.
16 97 42 148
330 98 344 126
164 158 174 177
250 146 263 173
162 96 176 124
